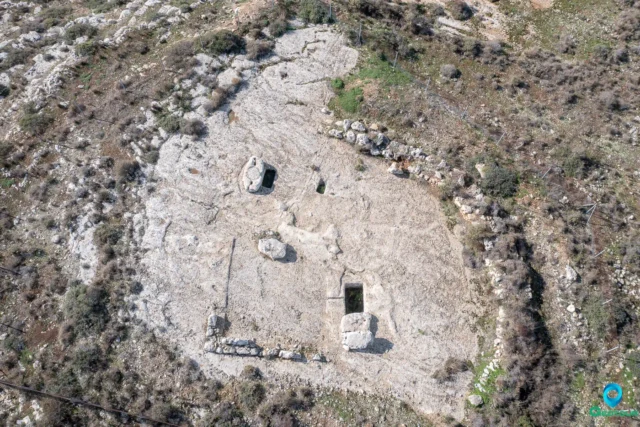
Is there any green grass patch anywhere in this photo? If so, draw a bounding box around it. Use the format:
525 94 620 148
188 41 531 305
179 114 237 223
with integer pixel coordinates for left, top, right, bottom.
333 87 363 114
470 351 505 406
0 178 15 188
358 56 412 87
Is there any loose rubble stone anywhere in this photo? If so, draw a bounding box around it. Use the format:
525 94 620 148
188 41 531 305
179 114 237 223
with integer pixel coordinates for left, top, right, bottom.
343 119 352 132
566 265 578 282
468 394 483 406
388 163 404 176
258 238 287 260
206 314 221 337
279 350 302 360
312 353 326 362
242 156 266 193
345 130 356 144
566 304 575 313
351 121 366 132
374 133 389 147
328 129 343 139
340 312 375 350
356 133 369 146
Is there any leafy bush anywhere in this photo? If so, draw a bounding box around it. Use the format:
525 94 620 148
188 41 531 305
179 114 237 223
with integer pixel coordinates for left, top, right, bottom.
181 119 207 137
440 63 461 79
0 48 32 72
73 344 105 372
239 382 266 411
331 78 345 90
84 0 127 13
94 223 124 247
117 161 141 183
447 0 473 21
199 30 245 56
432 357 471 382
65 23 97 43
481 166 518 198
75 41 97 56
268 19 288 37
157 113 181 133
246 39 274 60
19 103 53 136
41 6 72 28
299 0 329 24
165 40 195 70
63 285 109 337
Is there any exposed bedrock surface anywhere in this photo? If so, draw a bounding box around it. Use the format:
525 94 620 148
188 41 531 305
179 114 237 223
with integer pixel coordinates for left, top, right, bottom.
134 27 477 419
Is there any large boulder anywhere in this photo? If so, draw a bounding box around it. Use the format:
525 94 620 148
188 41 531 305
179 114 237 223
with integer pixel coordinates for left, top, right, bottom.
258 238 287 260
242 156 265 193
340 312 374 350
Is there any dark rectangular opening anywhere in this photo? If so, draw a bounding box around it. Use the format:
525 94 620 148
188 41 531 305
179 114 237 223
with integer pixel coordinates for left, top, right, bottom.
316 180 326 194
262 169 276 189
345 285 364 314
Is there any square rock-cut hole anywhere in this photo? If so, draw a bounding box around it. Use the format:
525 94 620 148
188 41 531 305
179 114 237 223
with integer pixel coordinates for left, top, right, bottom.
345 284 364 314
316 180 326 194
262 169 276 189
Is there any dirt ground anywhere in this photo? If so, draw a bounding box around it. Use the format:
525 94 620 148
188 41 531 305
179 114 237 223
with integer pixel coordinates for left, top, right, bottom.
132 26 477 419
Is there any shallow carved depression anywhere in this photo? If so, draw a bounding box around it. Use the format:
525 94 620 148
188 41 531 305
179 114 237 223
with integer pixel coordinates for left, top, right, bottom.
133 27 477 419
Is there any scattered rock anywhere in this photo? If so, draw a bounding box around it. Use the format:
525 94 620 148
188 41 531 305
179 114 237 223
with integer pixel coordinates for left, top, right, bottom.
258 238 287 260
565 265 578 282
468 394 483 406
351 121 366 132
342 119 352 132
328 129 343 139
356 133 370 146
566 304 575 313
388 162 404 176
279 350 302 360
242 156 266 193
345 130 356 144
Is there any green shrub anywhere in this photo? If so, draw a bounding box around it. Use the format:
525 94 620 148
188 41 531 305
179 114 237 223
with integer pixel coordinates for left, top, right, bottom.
239 382 266 411
582 296 609 340
181 118 207 137
331 78 345 90
41 6 72 28
268 19 288 37
83 0 128 13
481 166 518 198
72 344 105 372
157 113 181 133
0 84 9 97
94 223 124 247
299 0 329 24
19 103 53 136
0 48 32 72
117 161 141 183
199 30 246 56
63 285 109 337
65 23 97 43
75 41 97 57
